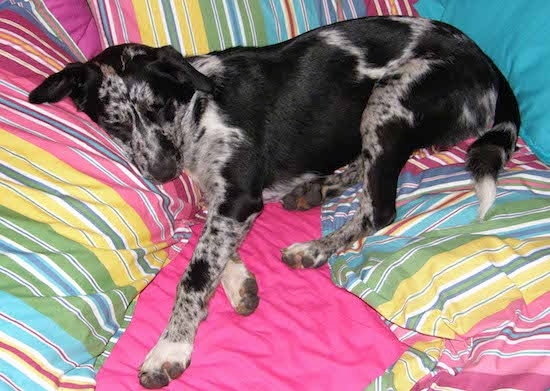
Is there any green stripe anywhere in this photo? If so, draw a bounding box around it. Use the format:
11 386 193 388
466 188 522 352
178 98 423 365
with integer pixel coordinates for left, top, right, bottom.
198 2 222 51
160 0 181 52
0 162 158 276
359 235 475 308
236 0 268 46
20 287 136 354
421 198 550 238
94 299 137 371
0 206 110 293
214 0 233 48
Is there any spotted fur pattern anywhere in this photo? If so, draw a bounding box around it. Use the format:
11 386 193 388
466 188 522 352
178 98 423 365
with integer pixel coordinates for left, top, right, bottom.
29 16 520 388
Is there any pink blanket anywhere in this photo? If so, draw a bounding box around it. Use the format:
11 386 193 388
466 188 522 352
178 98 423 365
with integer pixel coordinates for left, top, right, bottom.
97 203 406 390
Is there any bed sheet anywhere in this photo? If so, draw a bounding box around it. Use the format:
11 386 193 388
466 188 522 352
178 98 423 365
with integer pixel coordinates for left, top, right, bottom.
322 139 550 390
96 203 406 390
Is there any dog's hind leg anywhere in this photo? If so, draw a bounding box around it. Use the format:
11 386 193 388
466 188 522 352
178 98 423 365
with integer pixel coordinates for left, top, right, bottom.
221 255 259 316
281 144 408 269
138 194 262 388
282 75 416 269
281 159 363 210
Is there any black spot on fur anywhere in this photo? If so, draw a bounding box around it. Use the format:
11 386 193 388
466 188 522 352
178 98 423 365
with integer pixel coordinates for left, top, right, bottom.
184 258 210 291
362 149 372 161
193 97 206 123
195 126 206 141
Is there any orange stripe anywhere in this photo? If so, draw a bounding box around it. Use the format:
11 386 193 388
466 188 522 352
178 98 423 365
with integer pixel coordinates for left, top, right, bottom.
283 0 297 37
0 32 61 70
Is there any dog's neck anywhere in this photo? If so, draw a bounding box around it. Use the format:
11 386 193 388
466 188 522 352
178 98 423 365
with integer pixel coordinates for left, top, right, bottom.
176 90 246 199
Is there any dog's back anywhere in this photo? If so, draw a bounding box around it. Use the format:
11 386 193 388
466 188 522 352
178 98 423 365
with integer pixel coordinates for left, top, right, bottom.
194 17 519 209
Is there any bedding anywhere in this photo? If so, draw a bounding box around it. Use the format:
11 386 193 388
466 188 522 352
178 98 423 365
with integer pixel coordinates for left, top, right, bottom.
42 0 101 58
322 140 550 390
87 0 416 54
5 0 549 390
96 203 407 390
0 3 201 389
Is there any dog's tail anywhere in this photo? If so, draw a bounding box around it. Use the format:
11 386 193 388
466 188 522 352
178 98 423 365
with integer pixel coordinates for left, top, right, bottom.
466 70 520 220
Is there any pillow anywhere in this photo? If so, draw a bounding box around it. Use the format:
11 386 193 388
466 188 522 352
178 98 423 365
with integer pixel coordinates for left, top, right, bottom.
13 0 88 61
42 0 102 58
0 3 200 389
415 0 550 165
89 0 418 54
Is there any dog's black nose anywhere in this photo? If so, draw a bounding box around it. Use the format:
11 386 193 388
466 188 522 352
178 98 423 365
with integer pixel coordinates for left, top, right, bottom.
147 156 178 183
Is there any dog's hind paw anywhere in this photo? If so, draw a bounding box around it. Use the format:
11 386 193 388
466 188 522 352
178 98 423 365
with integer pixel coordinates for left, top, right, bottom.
138 340 192 389
281 182 323 210
281 242 328 269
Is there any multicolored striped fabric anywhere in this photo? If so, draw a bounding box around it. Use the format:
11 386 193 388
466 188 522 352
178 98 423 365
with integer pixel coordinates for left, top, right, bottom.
322 140 550 390
87 0 417 54
0 4 202 390
5 0 87 61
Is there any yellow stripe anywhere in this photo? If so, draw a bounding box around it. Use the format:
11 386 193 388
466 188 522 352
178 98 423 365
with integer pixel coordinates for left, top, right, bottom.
505 237 550 303
438 153 457 165
379 236 550 337
133 0 167 46
392 339 444 390
0 130 166 285
130 0 154 45
407 158 429 171
181 0 209 55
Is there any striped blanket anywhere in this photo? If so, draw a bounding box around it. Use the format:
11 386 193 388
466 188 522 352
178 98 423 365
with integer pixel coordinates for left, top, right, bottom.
322 139 550 390
0 3 202 389
88 0 417 54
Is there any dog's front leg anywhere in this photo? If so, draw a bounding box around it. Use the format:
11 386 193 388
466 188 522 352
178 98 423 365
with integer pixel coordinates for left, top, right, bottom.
138 198 261 389
222 255 259 316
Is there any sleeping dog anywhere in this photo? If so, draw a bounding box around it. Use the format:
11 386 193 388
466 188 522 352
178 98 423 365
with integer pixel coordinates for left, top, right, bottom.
29 16 520 389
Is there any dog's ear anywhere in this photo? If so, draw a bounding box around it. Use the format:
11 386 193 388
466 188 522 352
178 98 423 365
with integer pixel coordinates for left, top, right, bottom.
149 45 215 94
29 62 101 110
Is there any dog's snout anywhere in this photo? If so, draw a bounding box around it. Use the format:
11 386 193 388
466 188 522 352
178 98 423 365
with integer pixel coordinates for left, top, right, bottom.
147 155 178 183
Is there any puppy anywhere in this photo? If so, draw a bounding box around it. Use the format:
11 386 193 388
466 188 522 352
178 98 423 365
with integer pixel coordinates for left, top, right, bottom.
29 16 520 388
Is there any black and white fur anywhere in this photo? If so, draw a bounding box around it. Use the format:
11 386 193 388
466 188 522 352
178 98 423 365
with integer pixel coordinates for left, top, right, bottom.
29 16 520 389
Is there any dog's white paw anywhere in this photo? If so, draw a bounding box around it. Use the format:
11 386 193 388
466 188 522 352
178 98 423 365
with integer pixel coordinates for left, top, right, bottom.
281 241 328 269
222 258 260 316
138 339 192 389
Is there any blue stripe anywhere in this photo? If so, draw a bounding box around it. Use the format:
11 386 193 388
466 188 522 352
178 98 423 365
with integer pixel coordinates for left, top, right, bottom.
96 0 114 46
0 291 95 372
225 3 244 46
0 239 120 334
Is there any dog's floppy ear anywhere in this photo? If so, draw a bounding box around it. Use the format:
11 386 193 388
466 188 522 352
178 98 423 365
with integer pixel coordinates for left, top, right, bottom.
28 62 101 109
150 45 215 94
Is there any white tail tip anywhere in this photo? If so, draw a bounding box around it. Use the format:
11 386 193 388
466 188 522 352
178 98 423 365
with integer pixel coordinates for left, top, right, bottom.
475 176 496 220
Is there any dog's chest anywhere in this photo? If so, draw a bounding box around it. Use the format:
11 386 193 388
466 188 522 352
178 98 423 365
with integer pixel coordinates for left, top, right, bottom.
182 105 247 197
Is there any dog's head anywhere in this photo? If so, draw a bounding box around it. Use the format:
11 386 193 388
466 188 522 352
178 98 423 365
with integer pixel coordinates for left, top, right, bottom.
29 44 214 183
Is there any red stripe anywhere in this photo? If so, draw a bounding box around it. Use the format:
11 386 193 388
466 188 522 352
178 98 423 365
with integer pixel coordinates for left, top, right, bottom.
283 0 297 37
0 340 93 390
